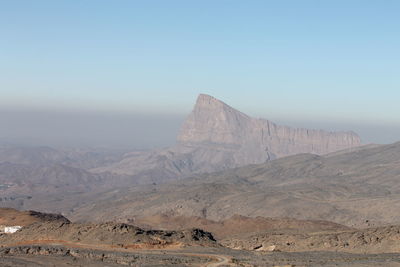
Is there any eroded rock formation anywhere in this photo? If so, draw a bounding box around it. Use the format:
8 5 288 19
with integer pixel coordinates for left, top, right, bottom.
177 94 361 165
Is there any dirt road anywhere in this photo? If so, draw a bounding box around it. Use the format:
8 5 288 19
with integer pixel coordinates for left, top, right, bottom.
204 254 231 266
4 239 234 266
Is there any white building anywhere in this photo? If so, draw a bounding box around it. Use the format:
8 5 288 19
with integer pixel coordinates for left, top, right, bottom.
4 226 22 233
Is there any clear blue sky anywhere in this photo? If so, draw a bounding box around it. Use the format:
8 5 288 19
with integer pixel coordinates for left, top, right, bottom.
1 0 399 126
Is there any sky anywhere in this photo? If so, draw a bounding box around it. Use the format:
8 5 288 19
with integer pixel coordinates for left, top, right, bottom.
0 0 399 147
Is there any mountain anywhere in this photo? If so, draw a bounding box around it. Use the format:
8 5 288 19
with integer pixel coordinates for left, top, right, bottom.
178 94 361 162
0 94 364 214
0 162 127 212
0 162 103 187
0 94 361 186
0 146 127 169
93 94 361 181
70 142 400 228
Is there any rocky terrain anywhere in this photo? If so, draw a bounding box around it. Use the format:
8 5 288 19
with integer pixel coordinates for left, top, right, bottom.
178 94 361 161
4 245 400 267
132 214 351 239
0 208 216 249
2 95 400 266
68 141 400 228
0 208 69 226
0 246 213 267
0 209 223 266
3 209 400 266
94 94 361 179
0 146 127 169
0 221 217 249
222 224 400 253
2 217 400 266
0 94 364 213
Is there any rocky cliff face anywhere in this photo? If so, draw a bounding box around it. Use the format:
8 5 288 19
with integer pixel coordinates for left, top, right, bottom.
177 94 361 166
92 94 361 182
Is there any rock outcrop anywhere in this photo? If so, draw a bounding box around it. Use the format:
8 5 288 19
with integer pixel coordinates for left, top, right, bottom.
221 224 400 253
177 94 361 166
92 94 361 181
0 220 217 249
0 208 70 226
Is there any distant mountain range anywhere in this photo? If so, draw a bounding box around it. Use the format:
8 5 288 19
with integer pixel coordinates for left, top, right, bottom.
0 94 362 186
92 94 362 182
3 94 388 229
71 141 400 228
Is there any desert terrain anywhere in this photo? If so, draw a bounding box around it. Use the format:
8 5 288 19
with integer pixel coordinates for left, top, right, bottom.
3 208 400 267
1 95 400 266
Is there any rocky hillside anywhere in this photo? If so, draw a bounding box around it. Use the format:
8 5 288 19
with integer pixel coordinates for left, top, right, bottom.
0 208 69 226
0 220 217 249
71 142 400 228
133 214 351 239
0 95 367 219
93 94 361 180
178 94 361 162
222 224 400 254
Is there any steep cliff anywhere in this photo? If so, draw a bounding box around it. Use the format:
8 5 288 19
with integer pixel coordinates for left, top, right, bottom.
177 94 361 166
93 94 361 181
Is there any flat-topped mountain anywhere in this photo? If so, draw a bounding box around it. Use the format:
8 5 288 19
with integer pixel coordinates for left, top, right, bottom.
178 94 361 163
93 94 361 180
0 95 364 212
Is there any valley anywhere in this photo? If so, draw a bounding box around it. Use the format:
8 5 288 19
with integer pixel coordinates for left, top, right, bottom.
1 95 400 266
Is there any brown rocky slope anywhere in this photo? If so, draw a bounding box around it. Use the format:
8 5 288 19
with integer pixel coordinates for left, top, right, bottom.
71 142 400 228
222 224 400 254
0 207 69 226
0 220 217 249
133 214 352 239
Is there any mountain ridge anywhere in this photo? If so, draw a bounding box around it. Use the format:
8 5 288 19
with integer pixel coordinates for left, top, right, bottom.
93 94 361 180
70 142 400 228
178 94 361 160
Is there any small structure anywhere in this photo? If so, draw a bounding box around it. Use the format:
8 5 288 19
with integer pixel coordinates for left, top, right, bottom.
4 226 22 234
254 244 278 252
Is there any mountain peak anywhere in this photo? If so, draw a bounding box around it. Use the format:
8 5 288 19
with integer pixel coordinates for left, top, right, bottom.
192 94 249 118
177 94 361 161
194 94 230 111
196 94 218 103
177 94 250 145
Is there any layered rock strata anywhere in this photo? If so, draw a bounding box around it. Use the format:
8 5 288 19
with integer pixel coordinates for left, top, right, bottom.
177 94 361 165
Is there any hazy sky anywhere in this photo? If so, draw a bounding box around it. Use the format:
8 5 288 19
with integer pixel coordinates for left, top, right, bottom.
1 1 399 147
